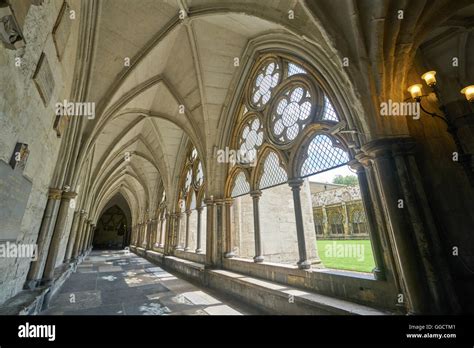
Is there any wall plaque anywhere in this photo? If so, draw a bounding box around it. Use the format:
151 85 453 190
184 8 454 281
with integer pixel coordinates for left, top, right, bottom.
8 142 29 171
52 1 72 61
32 52 54 106
0 160 33 241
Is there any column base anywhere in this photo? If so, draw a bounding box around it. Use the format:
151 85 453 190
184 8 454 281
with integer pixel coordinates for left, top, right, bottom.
40 278 54 287
297 260 311 269
184 247 192 252
253 255 264 263
24 279 40 290
224 251 235 258
373 267 386 281
195 248 204 254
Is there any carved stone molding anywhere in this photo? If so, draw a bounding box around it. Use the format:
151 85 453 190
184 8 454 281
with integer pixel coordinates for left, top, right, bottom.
0 14 22 49
48 188 62 201
62 191 77 200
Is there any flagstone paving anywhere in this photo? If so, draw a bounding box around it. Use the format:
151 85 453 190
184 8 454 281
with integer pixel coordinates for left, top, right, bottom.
42 250 259 315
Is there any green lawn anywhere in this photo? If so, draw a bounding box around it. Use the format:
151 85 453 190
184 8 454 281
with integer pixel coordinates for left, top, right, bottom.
316 239 375 273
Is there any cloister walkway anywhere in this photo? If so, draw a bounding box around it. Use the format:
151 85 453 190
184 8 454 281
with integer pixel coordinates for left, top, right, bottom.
42 250 259 315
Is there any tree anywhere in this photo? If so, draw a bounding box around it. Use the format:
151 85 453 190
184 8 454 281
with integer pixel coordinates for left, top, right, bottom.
332 175 358 186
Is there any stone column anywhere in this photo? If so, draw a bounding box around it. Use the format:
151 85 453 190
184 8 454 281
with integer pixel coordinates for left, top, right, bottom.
321 205 329 237
153 220 158 248
42 190 77 283
362 137 457 314
195 206 203 253
145 220 151 249
215 199 225 267
72 211 87 259
364 139 426 313
87 224 96 250
25 188 62 289
150 218 160 249
158 218 164 247
205 197 217 267
77 218 89 256
142 221 148 248
342 202 350 237
64 210 80 263
351 156 386 280
288 179 311 269
137 223 142 246
137 224 141 245
224 199 235 258
250 190 264 263
184 210 191 251
174 213 184 250
165 213 177 254
79 220 92 255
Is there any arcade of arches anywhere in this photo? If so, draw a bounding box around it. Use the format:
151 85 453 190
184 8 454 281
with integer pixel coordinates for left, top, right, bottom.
0 0 473 315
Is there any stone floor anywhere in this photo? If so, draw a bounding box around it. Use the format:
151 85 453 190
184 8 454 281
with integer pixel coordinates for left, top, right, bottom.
42 250 259 315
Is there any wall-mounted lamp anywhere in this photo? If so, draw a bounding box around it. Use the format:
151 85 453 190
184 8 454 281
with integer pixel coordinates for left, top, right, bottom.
421 71 437 87
407 84 423 101
460 85 474 103
407 71 474 185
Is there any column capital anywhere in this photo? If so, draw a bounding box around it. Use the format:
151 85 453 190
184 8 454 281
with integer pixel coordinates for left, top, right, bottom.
361 136 416 158
80 210 87 216
287 178 304 188
62 191 77 200
250 190 262 198
48 188 63 200
214 198 226 206
354 153 372 168
204 198 216 206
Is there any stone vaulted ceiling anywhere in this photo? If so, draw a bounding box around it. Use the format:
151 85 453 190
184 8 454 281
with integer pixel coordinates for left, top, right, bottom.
75 0 474 223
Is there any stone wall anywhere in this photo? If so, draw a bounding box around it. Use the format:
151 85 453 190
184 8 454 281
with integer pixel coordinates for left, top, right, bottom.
0 0 81 305
232 180 318 264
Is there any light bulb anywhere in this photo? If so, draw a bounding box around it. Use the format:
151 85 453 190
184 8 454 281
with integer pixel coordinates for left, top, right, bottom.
407 84 423 100
460 85 474 102
421 71 437 87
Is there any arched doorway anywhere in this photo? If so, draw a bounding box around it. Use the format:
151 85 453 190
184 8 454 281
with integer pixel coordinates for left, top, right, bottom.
93 198 132 250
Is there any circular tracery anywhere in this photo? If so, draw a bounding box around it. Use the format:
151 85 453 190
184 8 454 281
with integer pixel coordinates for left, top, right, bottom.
238 117 264 163
270 85 312 144
251 60 281 108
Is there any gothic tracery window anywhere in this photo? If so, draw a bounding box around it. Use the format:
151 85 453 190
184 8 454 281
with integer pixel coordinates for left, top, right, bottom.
251 60 281 108
238 116 264 164
228 54 351 197
176 145 206 253
329 211 344 235
351 209 367 235
270 85 313 143
179 146 205 208
224 53 378 272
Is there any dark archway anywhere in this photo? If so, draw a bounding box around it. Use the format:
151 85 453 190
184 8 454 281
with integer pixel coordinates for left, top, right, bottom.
94 194 132 249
